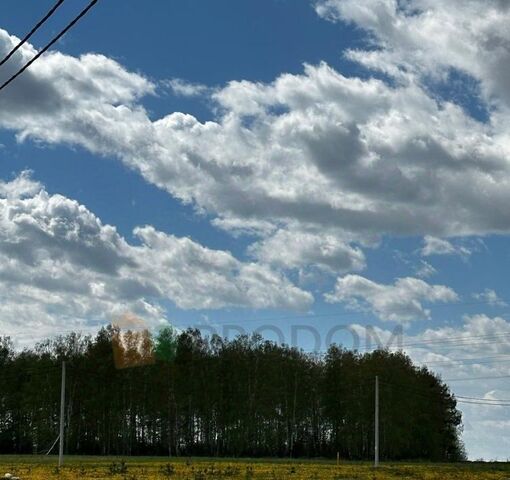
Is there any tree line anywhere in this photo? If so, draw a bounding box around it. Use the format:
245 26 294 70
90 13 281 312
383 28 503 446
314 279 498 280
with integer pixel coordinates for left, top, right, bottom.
0 326 465 460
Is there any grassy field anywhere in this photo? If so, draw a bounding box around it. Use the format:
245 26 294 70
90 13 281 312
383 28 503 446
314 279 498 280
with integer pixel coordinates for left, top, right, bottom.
0 456 509 479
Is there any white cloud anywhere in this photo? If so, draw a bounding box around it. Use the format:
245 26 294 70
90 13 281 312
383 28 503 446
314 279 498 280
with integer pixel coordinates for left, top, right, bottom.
132 225 312 311
409 314 510 360
248 229 366 274
0 170 41 198
315 0 510 108
0 173 312 344
2 26 510 262
421 236 456 256
165 78 211 97
325 274 458 322
415 259 437 278
421 235 471 257
473 289 507 307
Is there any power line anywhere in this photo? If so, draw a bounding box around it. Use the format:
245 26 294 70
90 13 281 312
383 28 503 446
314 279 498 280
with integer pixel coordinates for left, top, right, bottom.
456 399 510 407
304 332 510 356
350 333 510 355
3 298 506 344
457 394 510 403
388 332 510 350
4 322 510 375
445 374 510 382
356 352 510 370
2 296 510 348
421 353 510 366
174 298 510 329
0 0 99 93
0 0 65 67
382 379 510 408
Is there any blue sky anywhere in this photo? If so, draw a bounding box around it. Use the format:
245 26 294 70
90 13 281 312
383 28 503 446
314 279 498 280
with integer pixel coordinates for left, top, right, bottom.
1 0 510 459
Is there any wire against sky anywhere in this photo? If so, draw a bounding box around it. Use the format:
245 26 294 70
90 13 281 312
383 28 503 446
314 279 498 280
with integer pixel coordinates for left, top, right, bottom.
457 394 510 403
172 298 510 329
0 0 65 67
0 0 99 93
382 380 510 407
444 374 510 382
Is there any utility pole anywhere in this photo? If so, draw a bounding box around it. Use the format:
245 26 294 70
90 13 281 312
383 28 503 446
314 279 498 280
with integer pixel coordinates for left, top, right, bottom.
374 375 379 468
58 360 66 467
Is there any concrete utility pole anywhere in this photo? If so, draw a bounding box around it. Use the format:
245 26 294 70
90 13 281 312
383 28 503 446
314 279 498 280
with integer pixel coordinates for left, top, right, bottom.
374 375 379 468
58 361 66 467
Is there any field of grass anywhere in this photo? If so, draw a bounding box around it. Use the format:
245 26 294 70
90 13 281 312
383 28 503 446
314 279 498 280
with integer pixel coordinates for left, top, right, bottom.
0 456 509 479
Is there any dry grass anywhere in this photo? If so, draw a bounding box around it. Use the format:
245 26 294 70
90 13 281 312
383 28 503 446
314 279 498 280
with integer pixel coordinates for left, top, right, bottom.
0 456 508 479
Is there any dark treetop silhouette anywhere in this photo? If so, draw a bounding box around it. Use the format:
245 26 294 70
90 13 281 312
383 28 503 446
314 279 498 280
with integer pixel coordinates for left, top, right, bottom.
0 326 464 460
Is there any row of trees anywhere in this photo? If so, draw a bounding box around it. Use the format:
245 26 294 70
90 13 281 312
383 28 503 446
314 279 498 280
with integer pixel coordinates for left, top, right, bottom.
0 326 465 460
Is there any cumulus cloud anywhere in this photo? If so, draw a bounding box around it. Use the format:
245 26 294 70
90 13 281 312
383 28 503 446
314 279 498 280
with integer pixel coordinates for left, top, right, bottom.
407 314 510 359
473 289 507 307
2 23 510 261
315 0 510 108
0 6 508 330
421 236 471 257
325 275 458 322
132 225 312 311
166 78 211 97
414 260 437 278
0 170 41 198
0 173 312 343
248 229 366 274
